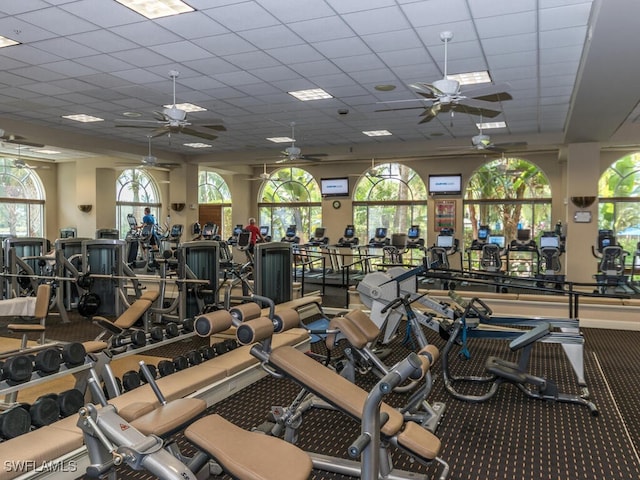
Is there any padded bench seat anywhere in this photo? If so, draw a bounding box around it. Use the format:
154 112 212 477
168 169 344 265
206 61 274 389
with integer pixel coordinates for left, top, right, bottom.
0 423 84 480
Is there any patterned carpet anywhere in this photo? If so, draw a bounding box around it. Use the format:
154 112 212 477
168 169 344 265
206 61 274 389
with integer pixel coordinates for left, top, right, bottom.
2 302 639 479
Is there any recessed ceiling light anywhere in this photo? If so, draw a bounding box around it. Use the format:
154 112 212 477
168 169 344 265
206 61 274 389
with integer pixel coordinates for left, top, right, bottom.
31 149 61 155
184 142 212 148
164 103 206 112
115 0 194 19
375 84 396 92
477 121 506 129
0 35 20 48
448 71 491 86
122 111 142 118
61 114 104 123
267 137 294 143
288 88 333 101
362 130 392 137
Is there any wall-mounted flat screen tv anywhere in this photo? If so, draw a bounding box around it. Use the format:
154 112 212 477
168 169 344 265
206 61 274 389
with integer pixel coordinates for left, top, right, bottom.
428 174 462 196
321 177 349 197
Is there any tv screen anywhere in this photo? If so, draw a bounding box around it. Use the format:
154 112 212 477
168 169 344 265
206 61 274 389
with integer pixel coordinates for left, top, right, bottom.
540 235 559 248
408 226 420 239
428 174 462 196
517 228 531 242
260 226 269 236
437 235 454 248
375 227 387 238
478 226 489 240
286 225 296 237
233 225 243 236
314 227 325 238
344 226 354 238
321 177 349 197
488 235 505 248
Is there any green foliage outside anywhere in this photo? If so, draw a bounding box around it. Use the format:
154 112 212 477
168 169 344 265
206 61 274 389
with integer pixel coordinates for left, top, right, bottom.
463 157 552 248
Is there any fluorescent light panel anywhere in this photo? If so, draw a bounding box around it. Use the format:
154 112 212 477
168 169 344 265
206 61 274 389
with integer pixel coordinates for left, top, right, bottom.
115 0 194 19
0 35 20 48
267 137 294 143
164 103 206 112
61 114 104 123
362 130 392 137
183 143 212 148
31 149 61 154
477 121 506 129
288 88 333 101
448 71 491 86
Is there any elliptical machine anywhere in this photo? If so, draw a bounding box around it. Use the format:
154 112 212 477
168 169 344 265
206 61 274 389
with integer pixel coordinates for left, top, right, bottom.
591 229 633 294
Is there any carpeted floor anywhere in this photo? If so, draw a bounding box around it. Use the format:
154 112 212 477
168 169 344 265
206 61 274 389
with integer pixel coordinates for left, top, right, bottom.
2 292 640 480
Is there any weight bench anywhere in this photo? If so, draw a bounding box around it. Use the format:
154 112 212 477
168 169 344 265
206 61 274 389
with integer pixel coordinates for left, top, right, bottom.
328 309 445 432
79 362 313 480
6 284 51 348
236 316 449 479
85 291 160 353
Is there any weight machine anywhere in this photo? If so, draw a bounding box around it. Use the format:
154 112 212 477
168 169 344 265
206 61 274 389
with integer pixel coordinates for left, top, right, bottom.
356 266 590 394
3 237 51 299
82 239 127 317
177 240 221 319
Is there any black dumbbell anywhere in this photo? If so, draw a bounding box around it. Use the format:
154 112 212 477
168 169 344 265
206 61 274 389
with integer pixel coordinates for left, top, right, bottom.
149 326 164 343
1 355 33 385
157 359 175 377
185 350 203 367
29 394 61 428
138 364 157 383
0 405 31 439
111 330 147 349
199 345 216 361
57 389 85 418
173 355 189 371
62 342 86 367
34 348 61 375
122 370 141 391
182 318 195 332
165 322 180 338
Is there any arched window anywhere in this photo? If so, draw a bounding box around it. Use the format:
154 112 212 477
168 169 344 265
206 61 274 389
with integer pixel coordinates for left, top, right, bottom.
116 169 161 238
353 163 427 242
198 170 232 237
598 153 640 253
0 158 45 237
464 157 552 247
259 167 321 243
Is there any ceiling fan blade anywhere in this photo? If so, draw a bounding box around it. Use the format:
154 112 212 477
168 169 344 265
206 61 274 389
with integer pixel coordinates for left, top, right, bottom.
493 141 528 149
150 127 170 138
409 82 441 96
153 110 167 122
462 83 513 102
5 139 45 148
453 101 502 118
376 105 430 113
192 121 227 132
179 127 219 141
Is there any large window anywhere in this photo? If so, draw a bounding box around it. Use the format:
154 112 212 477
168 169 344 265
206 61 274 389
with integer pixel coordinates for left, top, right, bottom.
198 170 232 237
0 158 45 237
464 157 552 248
353 163 427 242
116 169 161 238
259 167 321 243
598 153 640 253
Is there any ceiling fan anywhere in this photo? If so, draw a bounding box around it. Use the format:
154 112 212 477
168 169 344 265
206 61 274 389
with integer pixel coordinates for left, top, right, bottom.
276 122 328 163
247 163 272 181
115 70 226 141
0 129 44 148
439 121 527 155
118 136 181 171
12 145 50 170
375 31 512 124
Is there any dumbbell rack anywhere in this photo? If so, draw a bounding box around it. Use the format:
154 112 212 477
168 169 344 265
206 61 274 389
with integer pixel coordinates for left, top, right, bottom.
110 330 197 361
0 359 93 399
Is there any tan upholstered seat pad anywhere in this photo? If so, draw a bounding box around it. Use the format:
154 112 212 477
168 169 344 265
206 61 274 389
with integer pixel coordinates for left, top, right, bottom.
396 418 441 460
7 323 45 332
345 309 380 341
131 398 206 436
185 414 312 480
269 346 404 436
113 299 152 329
